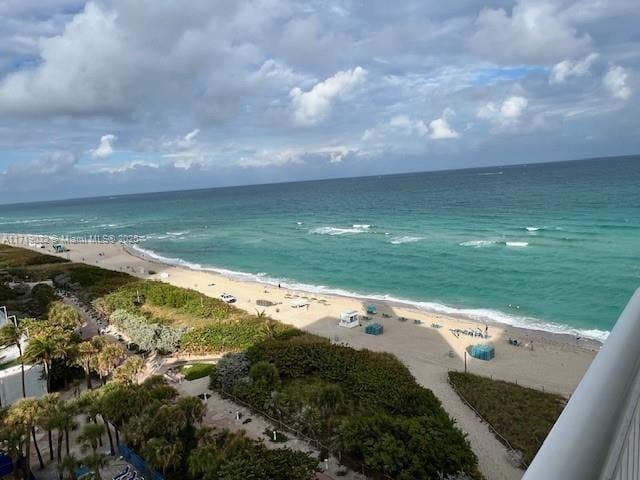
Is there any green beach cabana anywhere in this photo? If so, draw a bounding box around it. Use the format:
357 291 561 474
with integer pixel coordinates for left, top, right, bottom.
365 304 377 314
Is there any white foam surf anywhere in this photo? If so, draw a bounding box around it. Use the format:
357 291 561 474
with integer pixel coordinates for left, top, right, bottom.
390 236 423 245
311 226 369 236
506 241 529 247
459 240 496 248
129 245 609 342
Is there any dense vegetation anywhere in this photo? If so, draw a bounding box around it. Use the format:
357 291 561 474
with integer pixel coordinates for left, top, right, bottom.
0 245 480 479
100 281 301 354
448 371 566 465
0 244 133 300
0 375 318 480
110 309 182 353
209 338 480 479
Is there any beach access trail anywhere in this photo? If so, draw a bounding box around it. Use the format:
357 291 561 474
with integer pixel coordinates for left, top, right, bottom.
27 242 599 480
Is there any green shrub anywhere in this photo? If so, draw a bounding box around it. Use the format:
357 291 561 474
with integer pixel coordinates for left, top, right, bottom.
110 309 181 353
102 281 232 320
247 338 443 417
181 363 214 381
263 428 288 443
0 283 16 302
211 352 250 391
448 371 565 465
339 412 477 479
29 283 57 317
250 361 281 390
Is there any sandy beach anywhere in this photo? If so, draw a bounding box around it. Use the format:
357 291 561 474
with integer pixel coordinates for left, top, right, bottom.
16 239 599 479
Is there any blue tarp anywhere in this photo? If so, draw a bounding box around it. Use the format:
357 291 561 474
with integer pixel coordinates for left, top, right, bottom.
118 443 164 480
365 323 383 335
0 454 13 477
470 344 495 361
76 465 90 478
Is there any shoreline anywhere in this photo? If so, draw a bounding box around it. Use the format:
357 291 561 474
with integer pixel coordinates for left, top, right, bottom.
9 237 603 479
128 243 607 346
10 237 599 390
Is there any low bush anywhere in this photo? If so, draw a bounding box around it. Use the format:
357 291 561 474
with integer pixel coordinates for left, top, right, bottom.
180 317 299 354
110 309 181 353
181 363 215 381
339 412 477 480
211 352 250 391
448 371 565 465
102 281 232 320
247 337 443 417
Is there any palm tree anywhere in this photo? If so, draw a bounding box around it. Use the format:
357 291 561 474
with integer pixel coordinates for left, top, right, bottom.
77 423 105 454
95 343 126 385
80 452 107 480
47 302 82 331
177 396 207 427
55 402 78 459
0 323 26 397
60 454 78 480
23 330 72 393
37 393 60 462
143 437 182 478
5 398 43 478
0 413 27 480
112 356 144 385
46 399 76 478
72 338 104 390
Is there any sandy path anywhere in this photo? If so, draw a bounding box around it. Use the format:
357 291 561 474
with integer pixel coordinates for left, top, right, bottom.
17 241 599 479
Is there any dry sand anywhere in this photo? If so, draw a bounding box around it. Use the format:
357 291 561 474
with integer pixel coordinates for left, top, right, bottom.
19 241 599 480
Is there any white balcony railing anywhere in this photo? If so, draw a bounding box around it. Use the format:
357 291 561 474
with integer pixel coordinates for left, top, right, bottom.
524 288 640 480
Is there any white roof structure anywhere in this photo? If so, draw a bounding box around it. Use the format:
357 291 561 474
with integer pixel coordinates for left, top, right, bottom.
339 310 359 328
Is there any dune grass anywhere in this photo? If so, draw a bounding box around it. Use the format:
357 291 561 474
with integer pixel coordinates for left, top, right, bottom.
448 371 566 466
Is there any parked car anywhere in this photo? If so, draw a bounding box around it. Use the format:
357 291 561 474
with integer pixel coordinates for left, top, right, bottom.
220 293 237 303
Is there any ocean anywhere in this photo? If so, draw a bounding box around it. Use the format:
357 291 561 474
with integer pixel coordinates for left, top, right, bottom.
1 156 639 340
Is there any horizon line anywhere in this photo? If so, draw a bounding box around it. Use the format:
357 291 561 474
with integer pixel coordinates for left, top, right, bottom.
2 152 638 207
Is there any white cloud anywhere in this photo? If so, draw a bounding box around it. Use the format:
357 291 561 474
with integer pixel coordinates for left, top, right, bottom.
163 129 200 151
363 111 458 141
100 160 159 174
501 96 529 119
290 66 367 125
0 3 126 115
550 53 599 84
91 134 116 159
471 0 591 64
236 145 359 167
478 96 529 130
429 118 459 139
603 65 631 100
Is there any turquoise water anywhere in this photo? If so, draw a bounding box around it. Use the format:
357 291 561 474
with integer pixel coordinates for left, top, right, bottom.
1 156 639 340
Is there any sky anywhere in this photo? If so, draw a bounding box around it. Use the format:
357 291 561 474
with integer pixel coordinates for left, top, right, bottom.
0 0 638 203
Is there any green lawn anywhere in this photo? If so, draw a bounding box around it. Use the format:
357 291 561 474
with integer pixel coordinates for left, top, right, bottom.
448 371 566 466
181 363 215 380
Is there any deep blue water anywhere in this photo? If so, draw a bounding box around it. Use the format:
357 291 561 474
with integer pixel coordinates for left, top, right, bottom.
2 156 639 340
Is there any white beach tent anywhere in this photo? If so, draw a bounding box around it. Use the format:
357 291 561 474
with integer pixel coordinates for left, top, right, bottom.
339 310 360 328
